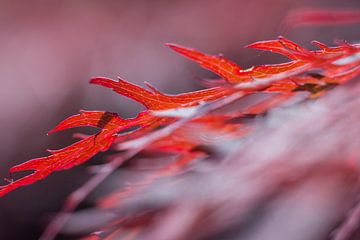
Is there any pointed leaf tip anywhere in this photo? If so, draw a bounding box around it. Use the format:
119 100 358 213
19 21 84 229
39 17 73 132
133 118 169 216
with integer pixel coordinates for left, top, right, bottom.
166 43 246 83
90 77 119 88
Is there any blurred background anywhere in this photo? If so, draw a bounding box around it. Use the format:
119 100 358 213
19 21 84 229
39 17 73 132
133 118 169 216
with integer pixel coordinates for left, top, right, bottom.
0 0 359 239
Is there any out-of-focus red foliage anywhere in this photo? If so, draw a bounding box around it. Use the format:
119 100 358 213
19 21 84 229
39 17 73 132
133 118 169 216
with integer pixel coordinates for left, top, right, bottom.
282 9 360 29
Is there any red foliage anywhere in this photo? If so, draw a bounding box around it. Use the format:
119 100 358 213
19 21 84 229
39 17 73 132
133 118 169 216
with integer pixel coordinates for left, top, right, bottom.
1 37 359 200
283 9 360 28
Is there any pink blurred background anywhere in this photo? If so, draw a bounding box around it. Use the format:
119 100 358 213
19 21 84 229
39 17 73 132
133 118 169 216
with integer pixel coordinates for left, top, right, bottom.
0 0 359 239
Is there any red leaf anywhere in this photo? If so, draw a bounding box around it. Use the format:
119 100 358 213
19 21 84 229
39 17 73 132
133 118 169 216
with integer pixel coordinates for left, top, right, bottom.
90 77 233 110
246 36 314 61
48 111 131 134
167 43 248 84
0 111 143 197
168 39 311 84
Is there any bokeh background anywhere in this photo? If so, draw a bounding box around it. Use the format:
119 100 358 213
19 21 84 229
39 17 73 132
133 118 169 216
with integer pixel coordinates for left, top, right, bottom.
0 0 359 239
